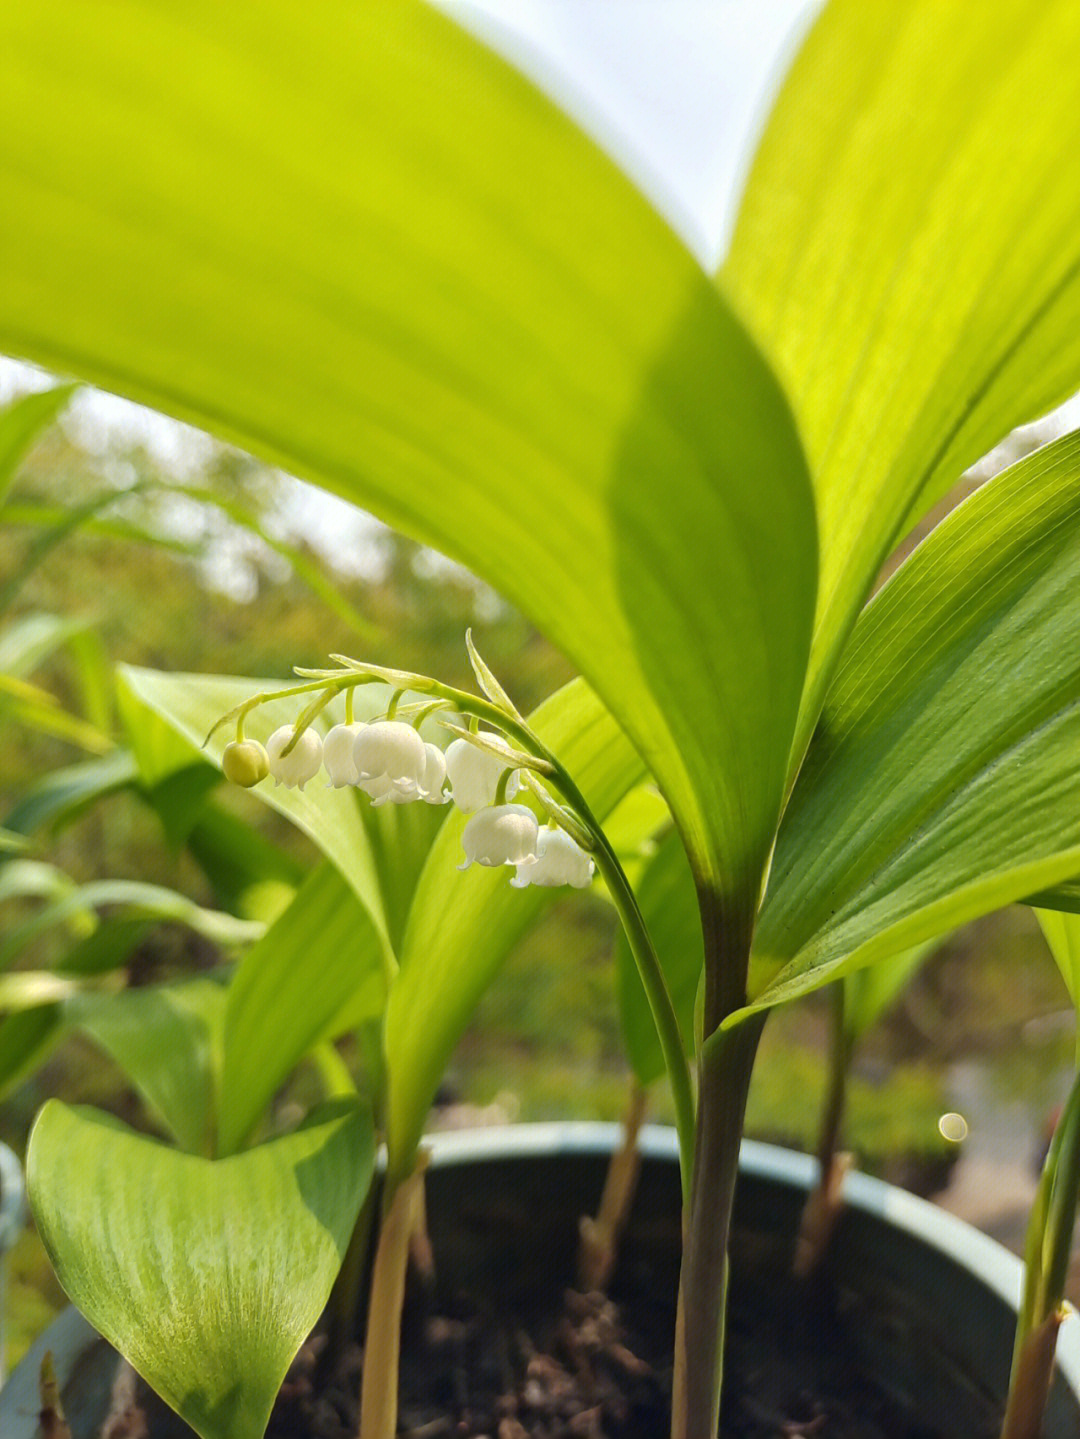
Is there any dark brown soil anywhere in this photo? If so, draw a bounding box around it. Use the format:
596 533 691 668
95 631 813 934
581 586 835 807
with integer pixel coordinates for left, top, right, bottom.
75 1150 1017 1439
131 1244 1000 1439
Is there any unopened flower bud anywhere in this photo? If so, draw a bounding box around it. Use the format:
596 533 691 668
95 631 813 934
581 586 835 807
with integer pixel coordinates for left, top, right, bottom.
266 725 323 790
445 736 520 812
222 738 269 788
458 804 539 870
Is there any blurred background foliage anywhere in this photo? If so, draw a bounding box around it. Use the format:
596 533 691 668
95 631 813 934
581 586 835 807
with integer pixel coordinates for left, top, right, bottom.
0 377 1074 1366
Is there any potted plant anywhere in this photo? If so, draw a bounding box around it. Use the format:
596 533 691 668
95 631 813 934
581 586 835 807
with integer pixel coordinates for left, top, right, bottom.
5 1 1080 1436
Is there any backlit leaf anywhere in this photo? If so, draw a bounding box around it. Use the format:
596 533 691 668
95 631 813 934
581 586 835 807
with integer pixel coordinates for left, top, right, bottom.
28 1098 374 1439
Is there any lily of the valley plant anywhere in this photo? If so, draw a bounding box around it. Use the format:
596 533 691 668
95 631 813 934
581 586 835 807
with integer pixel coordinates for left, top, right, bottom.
8 1 1080 1437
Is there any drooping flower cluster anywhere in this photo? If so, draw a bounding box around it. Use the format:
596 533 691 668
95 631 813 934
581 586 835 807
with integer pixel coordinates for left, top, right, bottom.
216 642 595 891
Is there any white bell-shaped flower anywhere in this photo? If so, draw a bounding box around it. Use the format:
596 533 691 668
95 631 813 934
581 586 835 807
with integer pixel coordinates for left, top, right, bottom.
266 726 323 790
353 720 429 803
371 744 448 807
458 804 539 870
322 723 363 787
445 736 520 812
510 827 594 889
420 742 449 804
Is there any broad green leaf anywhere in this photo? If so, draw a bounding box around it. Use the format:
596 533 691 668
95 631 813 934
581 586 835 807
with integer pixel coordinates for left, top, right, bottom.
0 385 75 504
0 857 73 905
142 763 222 850
0 610 89 678
1036 910 1080 1011
28 1098 374 1439
68 976 227 1155
385 678 646 1173
3 749 137 836
119 667 392 944
1027 880 1080 918
0 0 816 936
725 1 1080 763
0 1004 63 1097
615 828 702 1086
0 672 112 753
842 938 942 1046
740 433 1080 1020
0 878 263 969
0 971 82 1008
57 914 153 976
220 862 387 1157
186 802 302 923
185 813 297 923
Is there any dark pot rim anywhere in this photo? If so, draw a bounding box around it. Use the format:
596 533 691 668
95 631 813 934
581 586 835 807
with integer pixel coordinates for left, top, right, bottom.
3 1122 1078 1431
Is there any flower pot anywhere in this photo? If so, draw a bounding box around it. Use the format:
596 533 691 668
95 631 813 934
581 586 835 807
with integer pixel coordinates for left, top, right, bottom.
3 1122 1079 1437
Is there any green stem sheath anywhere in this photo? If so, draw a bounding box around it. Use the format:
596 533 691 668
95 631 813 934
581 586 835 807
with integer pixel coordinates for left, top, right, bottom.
1002 1058 1080 1439
672 1012 765 1439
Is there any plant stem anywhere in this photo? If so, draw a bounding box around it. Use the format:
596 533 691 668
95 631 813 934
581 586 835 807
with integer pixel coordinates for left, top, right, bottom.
1001 1059 1080 1439
794 982 854 1277
356 1153 430 1439
578 1079 649 1291
671 1010 765 1439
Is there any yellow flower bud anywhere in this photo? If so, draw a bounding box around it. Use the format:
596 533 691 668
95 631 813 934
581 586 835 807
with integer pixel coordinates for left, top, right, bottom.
222 739 270 787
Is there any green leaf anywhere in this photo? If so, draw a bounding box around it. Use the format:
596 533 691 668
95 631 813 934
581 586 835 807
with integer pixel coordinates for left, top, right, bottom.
1026 880 1080 917
186 802 302 923
741 432 1080 1020
0 385 75 505
0 857 73 905
118 667 392 944
57 914 153 976
1035 910 1080 1011
725 0 1080 763
615 828 702 1086
0 0 816 931
0 971 82 1008
0 610 89 678
220 863 387 1157
3 749 137 836
842 938 943 1046
0 1004 64 1098
28 1098 374 1439
68 976 227 1155
0 673 112 753
0 878 263 969
385 678 646 1174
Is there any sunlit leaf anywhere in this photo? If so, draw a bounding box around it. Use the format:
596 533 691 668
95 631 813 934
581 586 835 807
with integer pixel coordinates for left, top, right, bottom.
615 828 702 1086
725 0 1080 763
187 802 303 923
0 878 263 969
68 976 227 1155
28 1098 374 1439
0 0 816 947
1036 910 1080 1012
842 938 943 1046
3 749 137 836
0 385 75 505
219 862 387 1157
738 433 1080 1021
